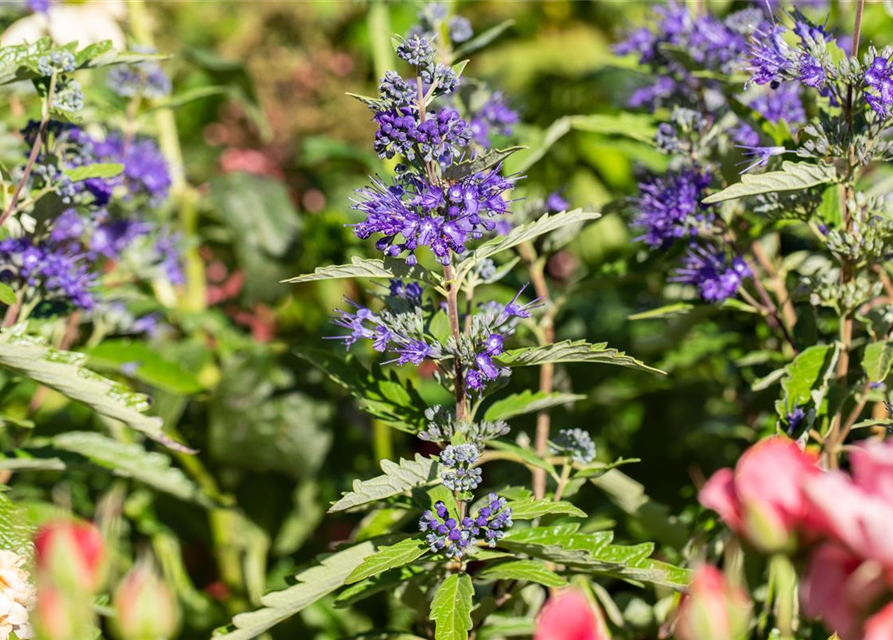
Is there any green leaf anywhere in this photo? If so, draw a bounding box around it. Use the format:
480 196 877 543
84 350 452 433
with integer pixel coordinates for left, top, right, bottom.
335 566 425 608
573 457 640 479
0 283 16 306
0 326 190 452
477 559 567 588
213 542 375 640
512 113 658 173
505 497 586 520
430 573 474 640
284 256 435 285
50 432 214 507
63 163 124 182
496 339 663 374
702 162 838 204
457 210 601 281
0 492 33 557
346 92 389 111
143 86 229 113
483 390 585 422
330 454 441 513
451 19 515 59
487 440 557 478
86 339 203 395
295 347 428 432
442 147 525 182
628 302 695 321
776 343 839 415
863 341 893 383
346 537 429 584
428 311 452 346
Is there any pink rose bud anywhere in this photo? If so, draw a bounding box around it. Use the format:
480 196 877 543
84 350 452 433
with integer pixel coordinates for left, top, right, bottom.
675 565 751 640
534 588 607 640
35 520 106 594
700 436 817 552
113 562 179 640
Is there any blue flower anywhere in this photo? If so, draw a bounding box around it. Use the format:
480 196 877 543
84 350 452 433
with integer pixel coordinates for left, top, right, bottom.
864 54 893 118
672 245 752 304
737 145 787 173
632 169 713 248
550 428 596 465
93 134 172 204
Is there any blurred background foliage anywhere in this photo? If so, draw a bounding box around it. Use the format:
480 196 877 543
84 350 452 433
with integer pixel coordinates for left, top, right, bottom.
4 1 888 638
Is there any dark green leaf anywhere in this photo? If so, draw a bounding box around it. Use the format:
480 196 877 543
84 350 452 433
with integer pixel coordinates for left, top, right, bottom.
477 559 567 588
430 573 474 640
483 390 585 422
346 537 429 584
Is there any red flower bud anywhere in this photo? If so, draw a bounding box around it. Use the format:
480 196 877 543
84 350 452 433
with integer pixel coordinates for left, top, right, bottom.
34 520 106 594
113 562 179 640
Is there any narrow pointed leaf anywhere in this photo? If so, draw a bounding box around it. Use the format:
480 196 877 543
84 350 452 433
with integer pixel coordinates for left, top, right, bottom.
702 161 837 204
477 559 567 588
483 390 585 422
505 497 586 520
430 573 473 640
442 146 525 181
330 454 441 513
284 257 436 285
496 339 663 374
346 537 429 584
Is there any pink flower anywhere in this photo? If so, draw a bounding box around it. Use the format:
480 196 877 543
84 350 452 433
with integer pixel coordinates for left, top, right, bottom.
803 440 893 569
534 589 607 640
675 565 751 640
865 602 893 640
34 520 106 594
799 544 885 640
699 436 818 551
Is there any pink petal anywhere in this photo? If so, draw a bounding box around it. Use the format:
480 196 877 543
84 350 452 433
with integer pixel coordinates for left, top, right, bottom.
864 602 893 640
699 468 742 531
535 589 605 640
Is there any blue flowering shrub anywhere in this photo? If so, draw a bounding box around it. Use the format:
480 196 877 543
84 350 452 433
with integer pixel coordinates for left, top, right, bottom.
5 2 893 639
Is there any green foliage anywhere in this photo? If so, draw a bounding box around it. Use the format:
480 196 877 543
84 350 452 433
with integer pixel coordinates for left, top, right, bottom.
483 390 585 422
862 341 893 382
345 537 429 584
476 559 567 587
702 162 838 204
430 573 474 640
63 162 124 182
496 339 664 374
504 497 587 520
330 455 441 513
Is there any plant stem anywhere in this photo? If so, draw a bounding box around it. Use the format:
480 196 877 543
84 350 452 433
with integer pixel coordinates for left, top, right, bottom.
0 74 56 229
519 242 556 499
553 459 572 503
444 263 467 421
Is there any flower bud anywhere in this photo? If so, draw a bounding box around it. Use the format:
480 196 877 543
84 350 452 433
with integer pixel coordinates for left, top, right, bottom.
113 562 179 640
34 520 106 594
534 588 607 640
675 565 751 640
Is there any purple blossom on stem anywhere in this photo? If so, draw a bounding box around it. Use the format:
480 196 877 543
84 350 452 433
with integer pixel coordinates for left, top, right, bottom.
737 145 787 173
546 192 570 213
864 54 893 118
672 245 752 304
470 92 519 148
747 24 791 88
93 134 172 204
0 238 96 310
632 169 713 248
374 107 472 164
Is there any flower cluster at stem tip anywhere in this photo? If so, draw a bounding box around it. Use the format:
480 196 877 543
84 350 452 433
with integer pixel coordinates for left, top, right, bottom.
419 494 513 559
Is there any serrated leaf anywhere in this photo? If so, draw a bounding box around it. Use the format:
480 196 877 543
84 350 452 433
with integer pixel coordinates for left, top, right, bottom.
0 283 15 306
702 162 837 204
442 146 525 182
50 432 214 507
335 565 425 608
495 339 663 374
573 457 640 479
505 497 586 520
483 390 585 422
477 559 567 588
214 542 375 640
63 163 123 182
863 341 893 382
457 210 601 281
487 440 557 478
628 302 695 321
776 343 839 415
330 455 441 513
451 19 515 59
431 573 473 640
0 326 189 452
0 492 33 557
346 537 429 584
284 256 435 285
295 347 427 432
346 92 390 111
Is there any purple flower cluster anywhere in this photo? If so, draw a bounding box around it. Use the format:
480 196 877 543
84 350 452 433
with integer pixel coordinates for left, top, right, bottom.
373 107 472 164
614 2 758 103
864 54 893 118
106 47 171 99
0 238 95 310
747 12 830 89
470 92 519 148
352 168 514 266
328 298 434 365
672 245 752 303
418 494 513 559
549 428 596 465
632 169 713 248
93 134 172 204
